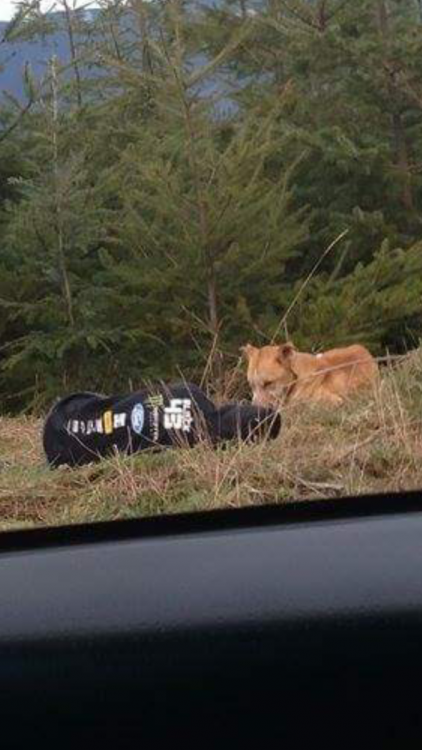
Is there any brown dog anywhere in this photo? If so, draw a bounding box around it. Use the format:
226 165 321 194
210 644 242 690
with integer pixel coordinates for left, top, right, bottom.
242 342 378 407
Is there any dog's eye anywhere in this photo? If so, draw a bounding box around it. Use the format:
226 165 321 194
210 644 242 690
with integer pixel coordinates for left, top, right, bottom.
263 381 273 389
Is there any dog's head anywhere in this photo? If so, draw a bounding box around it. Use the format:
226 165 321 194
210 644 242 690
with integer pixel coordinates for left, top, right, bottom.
241 342 297 407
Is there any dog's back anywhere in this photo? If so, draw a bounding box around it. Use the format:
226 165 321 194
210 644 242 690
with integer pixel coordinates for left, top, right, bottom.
304 344 379 404
243 342 378 406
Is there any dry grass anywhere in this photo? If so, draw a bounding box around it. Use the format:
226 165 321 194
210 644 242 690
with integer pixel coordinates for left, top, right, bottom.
1 350 422 533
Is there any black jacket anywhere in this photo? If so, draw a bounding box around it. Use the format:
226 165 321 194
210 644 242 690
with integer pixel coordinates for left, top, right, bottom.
43 382 281 468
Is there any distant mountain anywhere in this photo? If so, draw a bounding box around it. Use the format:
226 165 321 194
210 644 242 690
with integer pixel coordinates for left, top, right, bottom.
0 4 247 109
0 12 95 99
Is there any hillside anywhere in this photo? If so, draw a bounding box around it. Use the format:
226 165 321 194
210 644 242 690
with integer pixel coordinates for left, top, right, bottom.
0 6 234 106
1 352 421 532
0 3 229 99
0 19 72 98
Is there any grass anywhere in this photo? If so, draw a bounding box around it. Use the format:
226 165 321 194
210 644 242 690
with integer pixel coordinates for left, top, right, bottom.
1 349 422 533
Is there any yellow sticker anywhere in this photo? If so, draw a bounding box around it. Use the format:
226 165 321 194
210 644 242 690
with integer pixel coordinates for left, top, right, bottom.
103 411 113 435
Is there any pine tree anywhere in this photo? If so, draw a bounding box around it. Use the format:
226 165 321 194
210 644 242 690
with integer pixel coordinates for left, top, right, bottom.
0 56 115 409
88 0 308 384
208 1 422 264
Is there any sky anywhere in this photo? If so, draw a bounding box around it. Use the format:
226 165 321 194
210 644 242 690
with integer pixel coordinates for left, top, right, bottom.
0 1 100 21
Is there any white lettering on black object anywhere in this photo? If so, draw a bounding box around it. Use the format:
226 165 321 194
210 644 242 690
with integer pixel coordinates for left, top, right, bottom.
151 408 160 442
146 395 164 443
86 420 95 435
163 399 193 432
113 413 127 429
66 413 126 435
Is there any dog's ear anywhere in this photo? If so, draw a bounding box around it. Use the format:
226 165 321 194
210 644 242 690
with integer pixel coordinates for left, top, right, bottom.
277 342 296 362
240 344 256 360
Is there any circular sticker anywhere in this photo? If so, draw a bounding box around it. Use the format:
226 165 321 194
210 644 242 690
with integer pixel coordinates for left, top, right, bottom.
131 403 145 435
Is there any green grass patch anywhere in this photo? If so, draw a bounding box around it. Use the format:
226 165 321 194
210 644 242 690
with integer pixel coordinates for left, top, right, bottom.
1 354 422 532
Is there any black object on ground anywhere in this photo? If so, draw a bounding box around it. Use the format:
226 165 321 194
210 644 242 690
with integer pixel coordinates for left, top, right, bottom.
43 382 281 468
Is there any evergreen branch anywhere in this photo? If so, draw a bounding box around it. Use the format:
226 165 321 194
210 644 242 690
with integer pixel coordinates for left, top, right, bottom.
0 92 35 144
185 22 253 90
61 0 83 109
276 0 319 30
271 228 350 343
325 0 351 23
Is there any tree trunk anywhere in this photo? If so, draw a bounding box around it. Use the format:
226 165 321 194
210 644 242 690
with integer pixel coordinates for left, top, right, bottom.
50 56 75 328
392 112 413 212
317 0 328 31
207 273 219 339
376 0 413 212
62 0 83 110
239 0 247 20
170 0 221 338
